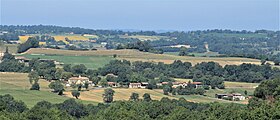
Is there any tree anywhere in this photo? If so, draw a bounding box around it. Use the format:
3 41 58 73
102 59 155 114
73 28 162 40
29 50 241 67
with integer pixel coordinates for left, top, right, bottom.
71 90 80 99
129 93 139 101
103 88 115 103
143 93 152 102
30 82 40 90
163 86 171 95
28 71 39 84
178 47 188 56
1 47 15 61
77 84 82 91
99 79 108 87
113 54 117 58
84 82 89 90
71 64 87 75
274 57 280 66
147 79 157 89
17 37 39 53
48 81 64 95
244 90 248 96
261 59 266 65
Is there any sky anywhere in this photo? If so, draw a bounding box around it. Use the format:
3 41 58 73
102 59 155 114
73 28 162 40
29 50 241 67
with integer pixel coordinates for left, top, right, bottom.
0 0 279 31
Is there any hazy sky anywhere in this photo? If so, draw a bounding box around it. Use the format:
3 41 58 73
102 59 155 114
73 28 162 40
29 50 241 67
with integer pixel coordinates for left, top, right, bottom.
0 0 279 31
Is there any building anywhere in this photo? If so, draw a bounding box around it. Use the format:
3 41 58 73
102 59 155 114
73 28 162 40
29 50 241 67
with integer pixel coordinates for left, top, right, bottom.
229 93 246 101
108 82 118 87
141 82 149 88
215 93 245 101
68 76 91 85
129 83 142 88
15 56 30 66
191 82 203 88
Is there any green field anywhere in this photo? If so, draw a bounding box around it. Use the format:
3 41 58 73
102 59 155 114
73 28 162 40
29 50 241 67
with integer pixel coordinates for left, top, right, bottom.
18 54 114 69
0 72 256 107
0 72 96 108
119 35 168 41
24 48 268 67
205 33 267 38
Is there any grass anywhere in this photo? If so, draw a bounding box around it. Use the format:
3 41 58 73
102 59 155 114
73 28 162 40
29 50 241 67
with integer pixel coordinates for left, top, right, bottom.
0 72 96 108
19 36 32 43
64 88 178 103
173 78 192 82
24 48 266 67
119 35 168 41
18 54 114 69
0 44 18 54
224 81 259 88
0 72 255 106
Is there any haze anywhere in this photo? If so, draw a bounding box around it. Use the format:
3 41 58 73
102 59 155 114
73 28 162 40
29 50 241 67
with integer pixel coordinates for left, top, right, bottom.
0 0 279 31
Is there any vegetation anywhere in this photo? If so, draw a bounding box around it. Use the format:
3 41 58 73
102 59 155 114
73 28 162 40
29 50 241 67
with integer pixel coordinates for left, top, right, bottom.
17 37 39 53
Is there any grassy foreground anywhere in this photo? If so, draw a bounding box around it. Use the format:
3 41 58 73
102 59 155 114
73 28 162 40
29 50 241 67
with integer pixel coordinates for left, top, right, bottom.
0 72 96 108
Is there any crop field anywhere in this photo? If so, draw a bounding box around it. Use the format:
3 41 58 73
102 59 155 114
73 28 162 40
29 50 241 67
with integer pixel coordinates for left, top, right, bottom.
53 36 89 41
18 35 89 44
119 35 168 41
0 44 18 53
19 36 32 43
0 72 95 108
19 54 114 69
224 81 259 88
24 48 266 67
64 88 178 102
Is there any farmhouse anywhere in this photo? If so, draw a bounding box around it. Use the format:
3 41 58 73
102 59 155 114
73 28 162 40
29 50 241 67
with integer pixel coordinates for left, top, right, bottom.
108 82 118 87
68 75 91 85
170 44 191 48
215 93 245 101
15 56 30 65
191 82 203 88
129 83 146 88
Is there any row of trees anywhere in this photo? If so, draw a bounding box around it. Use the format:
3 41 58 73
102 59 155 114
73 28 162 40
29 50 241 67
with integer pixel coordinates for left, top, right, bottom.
96 60 279 88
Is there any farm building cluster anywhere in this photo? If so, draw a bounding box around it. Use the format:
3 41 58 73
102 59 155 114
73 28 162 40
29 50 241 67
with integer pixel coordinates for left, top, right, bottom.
215 93 245 101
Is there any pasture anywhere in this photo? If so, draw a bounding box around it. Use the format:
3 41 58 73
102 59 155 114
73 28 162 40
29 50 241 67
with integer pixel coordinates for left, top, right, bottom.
24 48 266 67
64 88 178 102
0 72 95 108
119 35 168 41
19 54 114 69
0 44 18 53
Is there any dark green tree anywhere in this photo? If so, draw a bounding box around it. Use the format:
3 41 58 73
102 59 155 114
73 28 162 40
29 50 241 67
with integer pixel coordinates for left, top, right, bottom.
71 90 80 99
129 92 139 101
103 88 115 103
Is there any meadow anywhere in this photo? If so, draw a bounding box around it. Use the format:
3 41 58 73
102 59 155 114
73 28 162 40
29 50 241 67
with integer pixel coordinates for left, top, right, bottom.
24 48 266 66
19 54 114 69
0 72 95 108
18 34 90 44
0 72 256 108
119 35 168 41
0 44 18 53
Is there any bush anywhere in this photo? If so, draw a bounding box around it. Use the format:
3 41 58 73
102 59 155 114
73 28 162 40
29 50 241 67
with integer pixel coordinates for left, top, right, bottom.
30 83 40 90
